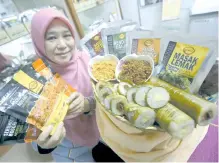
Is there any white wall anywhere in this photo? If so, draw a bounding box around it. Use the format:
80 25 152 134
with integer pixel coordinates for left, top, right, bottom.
119 0 218 39
119 0 140 24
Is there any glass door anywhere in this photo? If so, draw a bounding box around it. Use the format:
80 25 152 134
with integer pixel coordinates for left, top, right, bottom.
70 0 122 35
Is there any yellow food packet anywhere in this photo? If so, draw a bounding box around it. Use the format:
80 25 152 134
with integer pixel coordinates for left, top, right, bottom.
159 35 217 93
127 31 161 65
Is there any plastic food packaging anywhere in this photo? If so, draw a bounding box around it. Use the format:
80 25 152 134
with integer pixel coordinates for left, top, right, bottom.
148 77 217 126
0 111 40 145
155 103 195 139
126 31 162 65
0 58 76 135
81 20 132 58
102 23 138 59
81 23 108 58
158 35 218 93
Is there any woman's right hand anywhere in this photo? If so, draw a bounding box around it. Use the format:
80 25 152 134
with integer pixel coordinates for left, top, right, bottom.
37 122 66 149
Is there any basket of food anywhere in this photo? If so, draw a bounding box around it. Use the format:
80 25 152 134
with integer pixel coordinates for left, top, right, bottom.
84 21 218 161
89 51 218 138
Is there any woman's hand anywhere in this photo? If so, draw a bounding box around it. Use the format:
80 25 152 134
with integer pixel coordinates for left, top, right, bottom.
66 92 90 115
37 122 66 149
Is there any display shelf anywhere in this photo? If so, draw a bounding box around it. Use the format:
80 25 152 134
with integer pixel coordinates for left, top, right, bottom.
75 0 111 13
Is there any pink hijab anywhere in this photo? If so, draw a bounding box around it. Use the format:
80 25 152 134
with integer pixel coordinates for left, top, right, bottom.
31 8 99 146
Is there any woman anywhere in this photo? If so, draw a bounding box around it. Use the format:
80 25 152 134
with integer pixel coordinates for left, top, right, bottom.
31 8 123 162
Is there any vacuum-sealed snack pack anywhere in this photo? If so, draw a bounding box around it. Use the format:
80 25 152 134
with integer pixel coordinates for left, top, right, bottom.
126 31 162 65
158 35 218 93
0 111 41 145
0 58 75 135
102 22 138 59
81 23 108 58
81 20 132 58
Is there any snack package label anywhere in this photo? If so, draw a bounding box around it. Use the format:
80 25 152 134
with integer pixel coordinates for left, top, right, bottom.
85 32 104 57
131 38 160 65
0 113 29 145
0 79 38 121
164 41 209 78
13 70 44 94
24 125 41 143
107 32 126 59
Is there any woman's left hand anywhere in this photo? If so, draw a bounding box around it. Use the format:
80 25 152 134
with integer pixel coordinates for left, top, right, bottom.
66 92 89 115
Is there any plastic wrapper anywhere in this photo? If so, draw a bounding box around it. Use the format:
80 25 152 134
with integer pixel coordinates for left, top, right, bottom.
81 23 108 58
0 58 76 135
129 106 155 129
0 112 40 145
158 35 218 93
155 103 195 139
126 31 162 65
102 22 138 59
81 20 132 58
148 77 217 126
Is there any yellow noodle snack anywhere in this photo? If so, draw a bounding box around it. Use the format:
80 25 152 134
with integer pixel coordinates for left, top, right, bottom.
92 60 117 81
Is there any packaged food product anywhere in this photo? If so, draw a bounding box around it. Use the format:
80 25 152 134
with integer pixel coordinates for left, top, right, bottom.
81 20 132 58
126 31 161 65
81 23 108 58
102 23 138 59
155 103 195 139
158 35 218 93
0 112 40 145
0 59 76 135
148 77 218 126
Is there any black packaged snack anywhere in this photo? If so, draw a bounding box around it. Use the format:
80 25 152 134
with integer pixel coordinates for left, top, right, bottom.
0 112 28 145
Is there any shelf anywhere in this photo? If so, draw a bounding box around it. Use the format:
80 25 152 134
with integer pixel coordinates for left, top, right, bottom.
75 0 110 13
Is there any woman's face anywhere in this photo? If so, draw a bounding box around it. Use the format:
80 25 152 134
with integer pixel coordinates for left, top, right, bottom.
45 19 75 64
